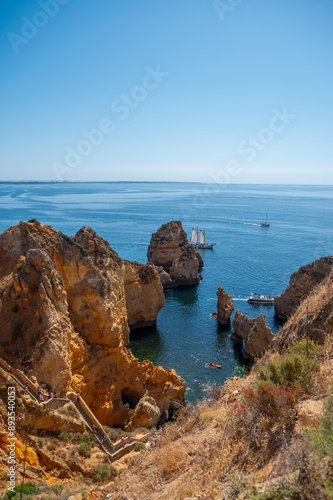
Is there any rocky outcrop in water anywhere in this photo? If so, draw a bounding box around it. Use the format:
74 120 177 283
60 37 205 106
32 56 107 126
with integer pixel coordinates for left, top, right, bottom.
216 287 234 325
232 310 274 359
147 221 203 288
122 261 165 329
0 221 185 427
274 256 333 321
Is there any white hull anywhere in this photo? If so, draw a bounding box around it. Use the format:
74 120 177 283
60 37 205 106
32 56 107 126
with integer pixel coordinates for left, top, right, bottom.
247 297 274 304
247 293 274 304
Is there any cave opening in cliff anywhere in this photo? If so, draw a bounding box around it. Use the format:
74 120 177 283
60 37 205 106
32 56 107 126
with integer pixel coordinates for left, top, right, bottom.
121 387 141 410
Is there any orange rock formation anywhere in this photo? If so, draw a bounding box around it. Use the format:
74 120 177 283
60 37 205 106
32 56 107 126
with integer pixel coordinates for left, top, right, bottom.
0 221 185 428
216 286 234 325
232 310 274 359
147 221 203 288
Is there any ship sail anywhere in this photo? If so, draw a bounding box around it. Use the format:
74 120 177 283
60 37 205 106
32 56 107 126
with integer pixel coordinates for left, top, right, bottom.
190 228 198 244
199 230 205 244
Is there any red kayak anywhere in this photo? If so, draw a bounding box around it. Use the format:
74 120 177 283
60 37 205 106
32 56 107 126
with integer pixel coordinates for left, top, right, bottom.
208 362 222 369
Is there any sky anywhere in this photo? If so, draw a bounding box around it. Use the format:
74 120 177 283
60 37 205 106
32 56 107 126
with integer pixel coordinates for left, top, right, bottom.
0 0 332 184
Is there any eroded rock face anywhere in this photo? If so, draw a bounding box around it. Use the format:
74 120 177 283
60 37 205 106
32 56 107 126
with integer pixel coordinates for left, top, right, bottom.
0 221 186 427
147 221 203 288
274 256 333 321
216 287 234 325
122 261 165 329
73 226 165 330
126 396 161 430
232 310 274 359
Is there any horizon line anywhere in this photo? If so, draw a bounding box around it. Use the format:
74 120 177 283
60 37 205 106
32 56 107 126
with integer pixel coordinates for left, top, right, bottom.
0 181 332 187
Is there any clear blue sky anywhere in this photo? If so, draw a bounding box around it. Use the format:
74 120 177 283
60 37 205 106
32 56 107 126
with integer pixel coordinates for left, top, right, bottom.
1 0 332 183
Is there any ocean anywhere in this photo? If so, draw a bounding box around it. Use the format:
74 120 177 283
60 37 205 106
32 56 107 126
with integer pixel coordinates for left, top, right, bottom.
1 182 332 402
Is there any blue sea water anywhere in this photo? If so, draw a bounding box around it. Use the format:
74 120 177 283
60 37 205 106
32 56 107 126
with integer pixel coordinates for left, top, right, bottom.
1 182 333 402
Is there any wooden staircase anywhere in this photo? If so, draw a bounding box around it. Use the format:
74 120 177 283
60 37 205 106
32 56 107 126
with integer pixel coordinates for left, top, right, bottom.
0 355 150 462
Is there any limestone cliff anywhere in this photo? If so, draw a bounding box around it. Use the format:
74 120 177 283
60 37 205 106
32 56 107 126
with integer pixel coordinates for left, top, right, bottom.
147 221 203 288
232 310 274 359
0 221 185 427
274 269 333 350
274 256 333 321
72 227 165 330
216 287 234 325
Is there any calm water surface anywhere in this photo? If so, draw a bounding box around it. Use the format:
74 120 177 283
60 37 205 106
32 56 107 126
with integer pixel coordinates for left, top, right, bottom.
1 183 332 402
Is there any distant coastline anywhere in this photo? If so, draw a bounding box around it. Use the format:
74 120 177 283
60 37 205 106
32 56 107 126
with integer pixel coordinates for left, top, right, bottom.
0 181 332 186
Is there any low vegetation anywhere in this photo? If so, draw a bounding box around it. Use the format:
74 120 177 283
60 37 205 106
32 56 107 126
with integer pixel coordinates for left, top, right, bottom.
106 338 333 499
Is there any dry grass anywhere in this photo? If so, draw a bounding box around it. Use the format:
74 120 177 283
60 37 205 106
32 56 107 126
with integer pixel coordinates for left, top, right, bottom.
97 336 333 500
157 442 189 477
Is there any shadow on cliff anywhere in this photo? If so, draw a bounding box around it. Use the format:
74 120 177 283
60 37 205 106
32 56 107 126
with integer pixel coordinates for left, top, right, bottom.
129 325 164 365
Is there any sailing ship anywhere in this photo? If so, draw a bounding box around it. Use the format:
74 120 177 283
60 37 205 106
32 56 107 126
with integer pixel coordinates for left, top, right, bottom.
190 228 216 249
259 213 270 227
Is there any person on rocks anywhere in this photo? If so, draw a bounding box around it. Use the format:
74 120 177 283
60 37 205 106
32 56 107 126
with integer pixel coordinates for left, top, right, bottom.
49 391 53 399
121 436 125 448
76 392 80 403
53 392 57 398
39 393 43 403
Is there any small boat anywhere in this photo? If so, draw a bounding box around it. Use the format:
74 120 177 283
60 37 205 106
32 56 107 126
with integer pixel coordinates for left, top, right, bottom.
208 362 222 369
247 293 274 304
259 213 270 227
190 228 216 249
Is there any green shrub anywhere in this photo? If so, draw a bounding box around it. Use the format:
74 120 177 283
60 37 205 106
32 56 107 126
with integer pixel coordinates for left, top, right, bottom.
78 442 91 458
133 442 145 452
120 431 130 438
57 405 77 417
27 219 41 225
259 351 319 394
17 262 23 271
93 464 117 483
106 428 120 442
59 431 71 443
308 395 333 457
5 482 39 499
37 438 44 448
74 431 96 446
290 339 321 357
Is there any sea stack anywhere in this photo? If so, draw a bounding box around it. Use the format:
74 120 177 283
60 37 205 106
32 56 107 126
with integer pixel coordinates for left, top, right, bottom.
147 221 203 288
0 221 186 428
232 310 274 359
216 286 234 325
